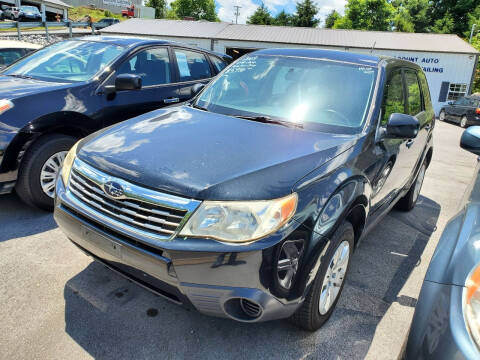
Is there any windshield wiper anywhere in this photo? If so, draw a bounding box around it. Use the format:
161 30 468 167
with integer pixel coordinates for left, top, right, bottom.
231 115 303 128
191 103 209 112
7 74 36 80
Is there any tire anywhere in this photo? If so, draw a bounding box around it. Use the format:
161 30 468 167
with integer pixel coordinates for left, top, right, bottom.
460 116 468 128
290 221 354 331
15 134 76 211
439 110 445 121
395 160 427 211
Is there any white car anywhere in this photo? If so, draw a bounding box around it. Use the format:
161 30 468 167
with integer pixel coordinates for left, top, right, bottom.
0 40 41 67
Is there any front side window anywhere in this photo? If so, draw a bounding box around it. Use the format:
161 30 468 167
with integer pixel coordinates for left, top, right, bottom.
117 47 171 86
405 70 422 116
3 40 124 82
381 69 405 125
196 54 377 134
0 48 25 66
174 49 212 81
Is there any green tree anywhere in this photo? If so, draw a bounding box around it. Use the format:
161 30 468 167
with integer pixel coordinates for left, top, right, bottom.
324 10 340 28
169 0 219 21
247 3 273 25
392 7 414 32
146 0 167 19
404 0 430 33
471 34 480 93
431 10 455 34
429 0 477 36
295 0 319 27
334 0 393 31
274 9 295 26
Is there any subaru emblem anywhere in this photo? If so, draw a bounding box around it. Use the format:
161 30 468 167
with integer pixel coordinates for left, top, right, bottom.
103 181 124 199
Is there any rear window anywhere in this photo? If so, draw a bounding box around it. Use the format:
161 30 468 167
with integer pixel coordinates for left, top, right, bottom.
209 56 227 73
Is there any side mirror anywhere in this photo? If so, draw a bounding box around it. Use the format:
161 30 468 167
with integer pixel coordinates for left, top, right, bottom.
460 126 480 156
191 83 205 97
115 73 142 91
385 113 419 139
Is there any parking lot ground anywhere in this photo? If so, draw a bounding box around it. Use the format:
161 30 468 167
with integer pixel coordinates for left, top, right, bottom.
0 120 477 360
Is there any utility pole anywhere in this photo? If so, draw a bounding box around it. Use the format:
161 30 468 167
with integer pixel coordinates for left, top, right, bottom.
234 5 241 24
470 23 477 43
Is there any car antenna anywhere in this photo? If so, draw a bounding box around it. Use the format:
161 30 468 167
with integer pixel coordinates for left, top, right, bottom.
370 41 376 54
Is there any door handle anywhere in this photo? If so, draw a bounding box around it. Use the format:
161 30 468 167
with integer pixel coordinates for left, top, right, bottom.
164 97 180 104
406 139 414 148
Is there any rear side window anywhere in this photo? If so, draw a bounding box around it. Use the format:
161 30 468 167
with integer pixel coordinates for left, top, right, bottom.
209 56 227 73
381 69 405 125
404 70 422 115
174 49 212 81
417 71 432 110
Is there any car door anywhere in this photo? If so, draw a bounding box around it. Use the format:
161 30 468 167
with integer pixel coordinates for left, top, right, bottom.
98 46 180 127
170 47 215 103
369 67 419 213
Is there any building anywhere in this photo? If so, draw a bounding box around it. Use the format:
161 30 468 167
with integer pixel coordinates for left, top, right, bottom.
101 18 480 114
61 0 154 18
1 0 70 20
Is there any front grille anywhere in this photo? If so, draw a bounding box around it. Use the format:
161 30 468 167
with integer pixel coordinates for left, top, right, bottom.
66 159 199 239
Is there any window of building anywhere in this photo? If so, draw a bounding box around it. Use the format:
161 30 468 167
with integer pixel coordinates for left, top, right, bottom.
447 83 467 101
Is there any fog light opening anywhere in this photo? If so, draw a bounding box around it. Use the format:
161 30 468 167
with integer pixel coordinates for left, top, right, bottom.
223 298 263 321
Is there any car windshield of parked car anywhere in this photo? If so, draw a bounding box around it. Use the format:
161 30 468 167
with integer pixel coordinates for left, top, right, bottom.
3 40 124 82
21 6 39 13
195 54 377 133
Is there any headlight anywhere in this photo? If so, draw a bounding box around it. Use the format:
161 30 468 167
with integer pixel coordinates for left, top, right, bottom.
465 264 480 349
179 193 298 243
0 100 14 115
60 140 80 186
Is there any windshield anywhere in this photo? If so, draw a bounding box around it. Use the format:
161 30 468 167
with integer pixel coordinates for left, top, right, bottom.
195 54 377 133
3 40 124 82
21 6 39 12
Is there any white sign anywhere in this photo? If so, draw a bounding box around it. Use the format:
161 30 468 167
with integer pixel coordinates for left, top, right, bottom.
103 0 131 7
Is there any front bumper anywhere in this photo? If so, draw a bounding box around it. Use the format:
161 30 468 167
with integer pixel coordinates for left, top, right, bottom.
54 177 301 322
405 281 480 359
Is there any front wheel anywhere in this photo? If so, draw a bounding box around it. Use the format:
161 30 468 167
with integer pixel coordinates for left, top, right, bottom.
460 116 468 128
439 110 445 121
290 221 354 331
15 134 76 211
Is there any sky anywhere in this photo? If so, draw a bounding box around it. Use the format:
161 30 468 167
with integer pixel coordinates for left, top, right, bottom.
215 0 347 25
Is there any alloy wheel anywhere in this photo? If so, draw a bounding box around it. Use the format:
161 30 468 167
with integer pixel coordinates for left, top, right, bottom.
439 111 445 121
277 241 303 290
40 151 67 198
319 240 350 315
461 116 468 128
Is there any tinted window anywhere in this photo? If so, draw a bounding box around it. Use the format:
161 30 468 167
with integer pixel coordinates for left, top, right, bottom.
4 40 123 82
405 70 422 115
0 48 24 66
455 97 469 106
196 55 377 133
382 69 405 125
174 49 211 81
418 71 432 110
209 56 227 73
117 47 171 86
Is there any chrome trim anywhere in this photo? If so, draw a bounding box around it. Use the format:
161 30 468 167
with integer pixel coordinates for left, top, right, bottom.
66 157 201 241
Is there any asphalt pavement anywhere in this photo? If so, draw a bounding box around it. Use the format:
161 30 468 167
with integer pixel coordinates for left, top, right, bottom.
0 120 477 360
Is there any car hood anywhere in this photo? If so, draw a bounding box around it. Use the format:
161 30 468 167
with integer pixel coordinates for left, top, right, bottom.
77 106 359 200
0 75 70 98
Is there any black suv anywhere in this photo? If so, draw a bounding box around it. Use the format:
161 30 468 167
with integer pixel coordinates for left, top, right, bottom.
55 49 434 330
439 95 480 128
0 36 230 209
